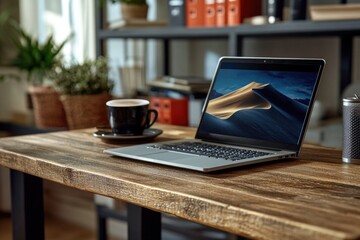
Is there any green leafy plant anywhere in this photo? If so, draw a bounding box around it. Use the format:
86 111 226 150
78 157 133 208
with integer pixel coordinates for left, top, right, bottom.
49 57 113 95
12 24 69 86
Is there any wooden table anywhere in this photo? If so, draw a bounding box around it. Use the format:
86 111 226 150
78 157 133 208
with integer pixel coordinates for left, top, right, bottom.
0 124 359 240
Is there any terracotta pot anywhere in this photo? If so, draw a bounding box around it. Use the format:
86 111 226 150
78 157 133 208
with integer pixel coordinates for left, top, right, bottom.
28 86 68 129
60 92 112 130
121 3 148 19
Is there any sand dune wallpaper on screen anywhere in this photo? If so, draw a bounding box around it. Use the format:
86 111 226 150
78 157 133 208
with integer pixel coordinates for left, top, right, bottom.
199 69 318 145
207 82 272 119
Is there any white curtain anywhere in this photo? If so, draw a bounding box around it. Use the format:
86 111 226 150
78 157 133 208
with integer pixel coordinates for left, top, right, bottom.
68 0 96 61
29 0 96 63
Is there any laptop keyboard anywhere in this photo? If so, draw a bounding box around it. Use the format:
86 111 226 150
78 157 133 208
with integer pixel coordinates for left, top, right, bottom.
152 142 272 161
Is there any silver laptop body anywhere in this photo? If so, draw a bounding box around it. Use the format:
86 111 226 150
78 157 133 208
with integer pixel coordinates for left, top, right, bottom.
105 57 325 172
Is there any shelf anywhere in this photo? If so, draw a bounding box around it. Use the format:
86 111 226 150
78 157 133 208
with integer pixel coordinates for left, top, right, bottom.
99 26 230 39
98 20 360 39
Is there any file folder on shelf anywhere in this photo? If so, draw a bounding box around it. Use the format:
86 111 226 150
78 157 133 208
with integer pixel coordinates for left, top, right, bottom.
168 0 186 26
216 0 227 27
227 0 262 26
186 0 205 27
205 0 216 27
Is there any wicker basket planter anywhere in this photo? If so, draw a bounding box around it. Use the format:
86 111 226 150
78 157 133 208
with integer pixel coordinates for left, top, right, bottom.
60 92 111 130
28 86 68 129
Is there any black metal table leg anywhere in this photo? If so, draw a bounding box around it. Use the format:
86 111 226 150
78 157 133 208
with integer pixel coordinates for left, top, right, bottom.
96 205 109 240
127 203 161 240
10 169 44 240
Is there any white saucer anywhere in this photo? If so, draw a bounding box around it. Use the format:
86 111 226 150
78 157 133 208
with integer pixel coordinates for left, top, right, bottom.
93 128 163 140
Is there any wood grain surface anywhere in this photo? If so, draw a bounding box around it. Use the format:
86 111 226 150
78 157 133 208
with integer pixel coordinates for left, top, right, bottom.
0 124 359 240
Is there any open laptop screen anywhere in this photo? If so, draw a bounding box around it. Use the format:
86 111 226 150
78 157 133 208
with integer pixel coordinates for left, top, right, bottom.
196 57 325 152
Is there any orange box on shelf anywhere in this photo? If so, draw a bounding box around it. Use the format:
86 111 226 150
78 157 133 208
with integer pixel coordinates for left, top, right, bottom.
186 0 205 27
216 0 227 27
227 0 262 26
150 97 189 126
205 0 216 27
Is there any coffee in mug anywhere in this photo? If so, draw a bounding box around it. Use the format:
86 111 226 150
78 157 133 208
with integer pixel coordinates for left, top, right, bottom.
106 99 158 135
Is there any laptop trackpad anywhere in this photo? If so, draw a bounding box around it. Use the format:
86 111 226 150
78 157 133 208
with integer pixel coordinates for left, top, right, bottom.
142 152 189 161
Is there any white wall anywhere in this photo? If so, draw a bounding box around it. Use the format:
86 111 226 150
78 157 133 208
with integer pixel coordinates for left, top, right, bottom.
0 68 30 123
0 0 38 122
0 0 40 122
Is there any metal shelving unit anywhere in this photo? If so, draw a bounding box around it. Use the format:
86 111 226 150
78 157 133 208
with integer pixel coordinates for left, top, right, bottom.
95 4 360 94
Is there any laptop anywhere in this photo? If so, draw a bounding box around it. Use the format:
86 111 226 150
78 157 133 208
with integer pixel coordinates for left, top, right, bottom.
105 57 325 172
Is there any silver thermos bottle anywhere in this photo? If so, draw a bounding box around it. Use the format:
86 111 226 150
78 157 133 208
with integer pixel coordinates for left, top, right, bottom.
343 94 360 163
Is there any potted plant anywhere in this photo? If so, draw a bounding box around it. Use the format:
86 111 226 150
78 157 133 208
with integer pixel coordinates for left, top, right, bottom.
11 24 69 129
110 0 148 20
49 57 113 130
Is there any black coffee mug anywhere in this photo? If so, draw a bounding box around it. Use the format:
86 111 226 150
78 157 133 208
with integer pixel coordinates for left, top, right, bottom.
106 99 158 135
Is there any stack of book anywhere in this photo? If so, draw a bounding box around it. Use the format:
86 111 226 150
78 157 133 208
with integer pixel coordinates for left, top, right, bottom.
147 76 211 94
168 0 262 27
